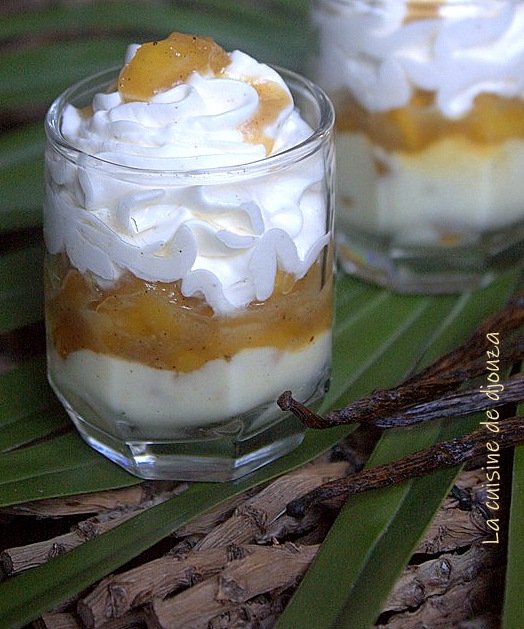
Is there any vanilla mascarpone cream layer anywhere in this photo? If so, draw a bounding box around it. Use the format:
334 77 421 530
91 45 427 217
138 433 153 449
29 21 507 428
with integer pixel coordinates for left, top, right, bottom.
337 133 524 241
48 331 331 432
311 0 524 119
46 46 328 316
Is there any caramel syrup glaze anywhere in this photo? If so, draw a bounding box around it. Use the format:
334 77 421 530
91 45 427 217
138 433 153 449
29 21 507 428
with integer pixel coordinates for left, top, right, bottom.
45 252 333 373
335 90 524 154
117 31 291 155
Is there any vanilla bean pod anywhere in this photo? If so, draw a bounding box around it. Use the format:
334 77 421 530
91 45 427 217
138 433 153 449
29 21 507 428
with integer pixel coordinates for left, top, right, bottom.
286 417 524 518
278 292 524 429
374 373 524 428
278 335 523 428
280 373 524 430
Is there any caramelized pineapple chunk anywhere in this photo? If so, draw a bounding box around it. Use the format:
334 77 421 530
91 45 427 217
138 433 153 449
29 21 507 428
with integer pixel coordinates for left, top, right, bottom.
337 90 524 153
46 256 333 373
118 32 230 101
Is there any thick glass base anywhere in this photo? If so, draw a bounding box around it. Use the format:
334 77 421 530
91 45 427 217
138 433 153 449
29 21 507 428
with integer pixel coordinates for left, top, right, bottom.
68 407 305 482
337 224 524 294
48 366 330 482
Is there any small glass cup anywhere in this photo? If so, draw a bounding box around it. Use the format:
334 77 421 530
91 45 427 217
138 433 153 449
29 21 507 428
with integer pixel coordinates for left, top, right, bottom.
309 0 524 292
43 66 335 481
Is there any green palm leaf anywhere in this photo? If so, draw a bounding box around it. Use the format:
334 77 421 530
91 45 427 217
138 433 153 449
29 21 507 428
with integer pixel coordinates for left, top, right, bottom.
1 39 144 109
503 410 524 629
0 124 44 232
0 244 44 333
0 0 306 53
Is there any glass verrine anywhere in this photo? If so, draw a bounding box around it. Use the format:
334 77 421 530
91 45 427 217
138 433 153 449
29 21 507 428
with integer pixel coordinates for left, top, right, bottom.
44 66 335 482
309 0 524 292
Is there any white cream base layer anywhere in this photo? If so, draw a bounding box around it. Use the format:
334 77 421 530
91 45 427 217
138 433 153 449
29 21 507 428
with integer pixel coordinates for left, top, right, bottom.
49 331 331 431
336 132 524 244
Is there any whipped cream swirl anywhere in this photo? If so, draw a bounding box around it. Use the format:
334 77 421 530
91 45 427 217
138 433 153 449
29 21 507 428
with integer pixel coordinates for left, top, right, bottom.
312 0 524 118
45 46 330 315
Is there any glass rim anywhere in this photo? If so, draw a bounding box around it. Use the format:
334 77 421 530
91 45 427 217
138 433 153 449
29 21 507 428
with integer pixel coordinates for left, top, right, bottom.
44 64 335 180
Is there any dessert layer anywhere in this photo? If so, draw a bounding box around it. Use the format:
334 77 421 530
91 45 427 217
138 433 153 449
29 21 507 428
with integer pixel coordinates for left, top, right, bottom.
336 131 524 241
311 0 524 119
336 91 524 153
46 34 330 316
48 331 331 429
45 252 333 372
